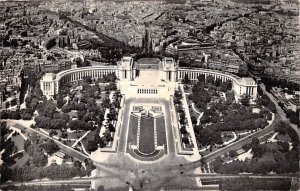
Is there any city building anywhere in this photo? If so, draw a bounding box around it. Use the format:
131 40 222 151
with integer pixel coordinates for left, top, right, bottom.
40 56 257 100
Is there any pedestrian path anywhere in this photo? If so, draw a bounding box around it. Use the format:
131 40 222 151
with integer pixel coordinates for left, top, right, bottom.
72 131 91 148
80 141 91 156
180 85 200 160
191 102 203 125
8 126 28 141
223 132 237 145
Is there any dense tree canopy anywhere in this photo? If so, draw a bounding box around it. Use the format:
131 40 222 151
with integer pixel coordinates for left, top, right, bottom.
1 185 74 191
220 177 291 191
42 139 60 155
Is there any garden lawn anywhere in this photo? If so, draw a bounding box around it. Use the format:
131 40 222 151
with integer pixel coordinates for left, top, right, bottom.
81 127 100 154
12 153 29 168
221 132 234 143
126 115 139 152
139 117 155 154
11 134 28 168
156 116 167 152
276 134 292 142
11 134 25 151
67 131 85 140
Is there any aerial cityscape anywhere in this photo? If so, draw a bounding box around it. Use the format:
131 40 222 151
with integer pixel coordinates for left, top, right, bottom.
0 0 299 190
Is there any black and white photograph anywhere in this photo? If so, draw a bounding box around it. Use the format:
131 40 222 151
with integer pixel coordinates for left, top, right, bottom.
0 0 299 190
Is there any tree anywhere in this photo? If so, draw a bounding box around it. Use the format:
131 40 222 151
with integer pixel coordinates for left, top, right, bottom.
0 110 8 119
193 124 203 134
105 83 117 91
211 114 219 123
21 112 33 120
226 91 235 103
87 140 98 152
30 98 39 109
49 130 58 137
191 116 197 124
35 116 51 129
212 156 223 173
102 98 110 109
40 101 57 118
32 150 47 167
220 177 291 190
251 137 259 146
197 74 205 82
198 127 222 146
215 78 222 87
182 74 191 84
108 124 115 132
61 104 72 113
252 159 275 174
83 76 92 84
10 111 21 119
24 139 32 152
241 96 250 106
84 159 96 176
238 63 248 76
200 113 210 124
73 160 82 169
42 140 59 155
229 150 238 158
251 137 266 158
277 141 289 153
45 38 56 50
206 75 215 84
68 120 87 130
97 185 105 191
180 126 187 134
193 90 211 104
285 109 299 125
0 165 12 183
76 102 86 111
195 101 206 111
179 117 186 125
274 121 289 135
182 135 189 144
220 80 232 92
50 119 67 129
56 94 65 109
107 73 117 82
107 111 117 121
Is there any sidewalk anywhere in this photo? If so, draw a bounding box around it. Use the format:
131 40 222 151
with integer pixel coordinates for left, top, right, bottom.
8 126 28 141
223 132 237 146
179 84 201 160
72 130 91 148
191 102 203 126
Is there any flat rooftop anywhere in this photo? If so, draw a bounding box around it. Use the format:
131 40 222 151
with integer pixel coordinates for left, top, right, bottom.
41 73 56 81
136 58 161 70
136 58 161 65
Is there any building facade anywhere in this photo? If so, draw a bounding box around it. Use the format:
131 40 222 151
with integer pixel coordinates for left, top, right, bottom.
40 56 257 100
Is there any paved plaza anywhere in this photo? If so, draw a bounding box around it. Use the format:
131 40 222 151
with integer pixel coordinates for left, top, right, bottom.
90 98 200 189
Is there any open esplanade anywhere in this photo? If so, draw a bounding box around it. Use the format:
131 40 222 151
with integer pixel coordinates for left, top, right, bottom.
39 56 258 189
